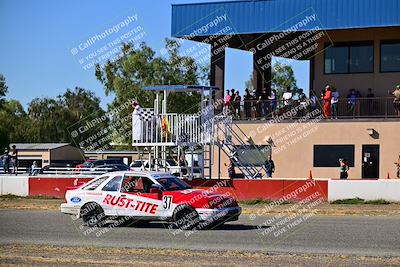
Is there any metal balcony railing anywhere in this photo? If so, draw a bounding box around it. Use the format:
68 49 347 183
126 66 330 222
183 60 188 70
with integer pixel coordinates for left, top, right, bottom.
133 113 208 146
225 97 400 120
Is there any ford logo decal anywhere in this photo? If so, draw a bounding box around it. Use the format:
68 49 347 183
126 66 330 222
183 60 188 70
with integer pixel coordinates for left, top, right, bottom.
70 197 81 203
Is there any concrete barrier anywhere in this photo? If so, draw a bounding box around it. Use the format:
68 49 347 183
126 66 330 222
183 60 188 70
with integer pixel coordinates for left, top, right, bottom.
0 176 29 196
328 179 400 202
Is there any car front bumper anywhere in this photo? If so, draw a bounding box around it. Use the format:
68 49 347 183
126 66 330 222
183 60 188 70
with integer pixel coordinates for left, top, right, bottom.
196 207 241 222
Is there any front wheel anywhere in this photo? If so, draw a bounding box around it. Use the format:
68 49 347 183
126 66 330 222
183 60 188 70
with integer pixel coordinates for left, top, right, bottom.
81 203 105 227
173 206 200 230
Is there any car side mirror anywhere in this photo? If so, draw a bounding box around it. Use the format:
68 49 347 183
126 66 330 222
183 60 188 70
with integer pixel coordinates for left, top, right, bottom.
149 184 163 199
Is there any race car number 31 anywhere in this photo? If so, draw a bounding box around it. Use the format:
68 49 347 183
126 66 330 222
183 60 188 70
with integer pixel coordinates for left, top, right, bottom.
163 195 173 209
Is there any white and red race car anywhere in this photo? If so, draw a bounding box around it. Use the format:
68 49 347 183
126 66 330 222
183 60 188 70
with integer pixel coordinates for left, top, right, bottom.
61 171 241 229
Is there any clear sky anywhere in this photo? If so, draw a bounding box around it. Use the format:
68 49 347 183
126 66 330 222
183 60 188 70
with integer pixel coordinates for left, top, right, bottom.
0 0 309 110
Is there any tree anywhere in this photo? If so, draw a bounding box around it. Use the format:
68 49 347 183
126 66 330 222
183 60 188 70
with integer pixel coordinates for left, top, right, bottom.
95 39 207 144
271 62 298 95
244 62 298 97
0 99 29 153
27 87 108 146
244 74 253 91
0 74 10 153
0 74 8 108
0 128 9 154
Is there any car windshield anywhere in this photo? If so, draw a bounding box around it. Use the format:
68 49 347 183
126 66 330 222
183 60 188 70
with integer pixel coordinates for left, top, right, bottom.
156 177 192 191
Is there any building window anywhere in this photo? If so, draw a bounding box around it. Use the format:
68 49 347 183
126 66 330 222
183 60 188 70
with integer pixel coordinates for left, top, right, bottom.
380 41 400 72
313 145 355 167
325 46 348 74
324 43 373 74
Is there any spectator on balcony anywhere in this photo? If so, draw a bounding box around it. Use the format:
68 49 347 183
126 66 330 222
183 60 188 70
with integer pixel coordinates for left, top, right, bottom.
223 90 231 115
253 88 262 119
322 85 332 119
392 84 400 117
367 88 374 98
269 89 277 116
232 90 241 119
299 90 308 117
347 89 357 117
331 87 339 119
261 88 268 118
265 155 275 178
243 88 252 119
282 87 293 113
309 90 319 113
230 89 236 114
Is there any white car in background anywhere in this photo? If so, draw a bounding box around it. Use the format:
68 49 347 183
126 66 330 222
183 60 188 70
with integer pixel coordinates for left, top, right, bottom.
130 159 181 176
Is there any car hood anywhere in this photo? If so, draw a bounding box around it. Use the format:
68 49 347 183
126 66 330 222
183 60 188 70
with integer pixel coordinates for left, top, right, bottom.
165 188 237 209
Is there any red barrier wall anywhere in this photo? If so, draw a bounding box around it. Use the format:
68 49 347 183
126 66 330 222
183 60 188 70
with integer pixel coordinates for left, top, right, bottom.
29 177 93 198
185 179 328 201
28 177 328 201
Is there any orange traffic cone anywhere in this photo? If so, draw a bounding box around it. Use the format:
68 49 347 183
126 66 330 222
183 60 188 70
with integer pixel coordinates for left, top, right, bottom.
387 172 390 179
308 170 313 180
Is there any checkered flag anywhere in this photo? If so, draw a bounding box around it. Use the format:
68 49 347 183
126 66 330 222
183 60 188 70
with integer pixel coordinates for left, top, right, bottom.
140 108 155 121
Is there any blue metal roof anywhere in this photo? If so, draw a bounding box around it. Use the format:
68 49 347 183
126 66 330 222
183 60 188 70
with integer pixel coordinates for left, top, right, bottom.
172 0 400 38
143 85 219 91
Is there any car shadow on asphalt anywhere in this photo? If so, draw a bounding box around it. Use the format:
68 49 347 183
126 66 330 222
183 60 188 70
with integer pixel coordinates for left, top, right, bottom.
207 224 270 231
106 221 270 231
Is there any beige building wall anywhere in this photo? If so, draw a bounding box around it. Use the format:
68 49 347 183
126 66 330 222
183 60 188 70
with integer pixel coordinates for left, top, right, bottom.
212 120 400 179
313 27 400 97
16 151 50 166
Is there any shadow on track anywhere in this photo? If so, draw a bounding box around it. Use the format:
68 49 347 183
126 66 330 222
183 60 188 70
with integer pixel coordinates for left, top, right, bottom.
100 220 270 231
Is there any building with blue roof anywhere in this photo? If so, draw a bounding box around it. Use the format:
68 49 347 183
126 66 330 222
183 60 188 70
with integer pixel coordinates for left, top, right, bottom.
172 0 400 99
169 0 400 180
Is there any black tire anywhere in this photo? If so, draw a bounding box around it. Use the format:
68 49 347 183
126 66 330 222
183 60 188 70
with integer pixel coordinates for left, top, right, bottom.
81 203 105 227
173 205 200 230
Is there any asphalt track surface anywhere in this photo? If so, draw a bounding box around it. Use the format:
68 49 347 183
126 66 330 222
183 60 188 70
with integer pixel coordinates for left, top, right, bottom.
0 210 399 257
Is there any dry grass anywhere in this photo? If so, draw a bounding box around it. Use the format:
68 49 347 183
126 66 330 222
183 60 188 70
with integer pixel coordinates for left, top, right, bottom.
1 243 400 267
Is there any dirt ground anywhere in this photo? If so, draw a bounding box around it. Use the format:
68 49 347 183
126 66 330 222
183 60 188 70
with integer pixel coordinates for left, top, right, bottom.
0 243 399 267
1 196 400 216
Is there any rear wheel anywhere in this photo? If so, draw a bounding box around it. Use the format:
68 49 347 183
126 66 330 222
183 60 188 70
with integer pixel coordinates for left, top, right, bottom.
81 203 105 227
173 206 200 230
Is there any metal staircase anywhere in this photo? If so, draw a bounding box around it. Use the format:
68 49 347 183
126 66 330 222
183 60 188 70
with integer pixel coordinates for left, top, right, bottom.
214 116 270 179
